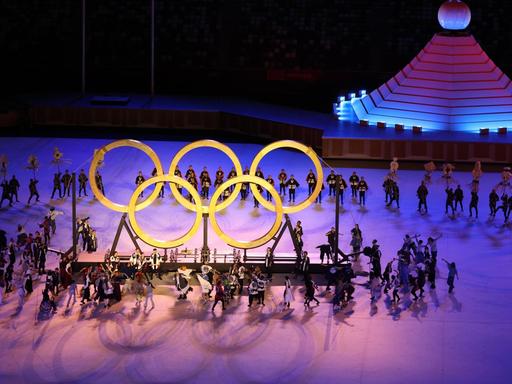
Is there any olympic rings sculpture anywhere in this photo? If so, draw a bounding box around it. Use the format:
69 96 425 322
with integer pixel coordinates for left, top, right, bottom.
89 139 323 249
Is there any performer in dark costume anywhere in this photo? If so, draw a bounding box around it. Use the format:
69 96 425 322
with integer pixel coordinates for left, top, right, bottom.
349 171 359 199
442 258 459 293
265 175 275 201
489 189 499 217
306 169 316 196
151 167 164 198
174 165 183 195
417 181 428 213
454 185 464 212
9 175 20 202
469 191 479 218
201 173 212 200
135 171 145 197
264 247 274 279
357 177 369 206
278 169 287 196
227 167 236 192
383 177 393 203
386 181 399 208
294 221 304 253
314 180 324 204
286 175 299 203
326 170 337 196
50 172 62 199
445 188 455 215
95 171 105 197
61 170 72 197
78 169 88 197
0 180 12 208
255 167 264 179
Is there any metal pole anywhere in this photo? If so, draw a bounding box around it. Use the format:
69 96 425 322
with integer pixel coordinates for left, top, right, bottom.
72 173 77 259
201 213 209 262
81 0 86 95
150 0 155 97
334 175 341 264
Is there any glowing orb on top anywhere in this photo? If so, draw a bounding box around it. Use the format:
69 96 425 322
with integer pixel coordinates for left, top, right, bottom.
438 0 471 30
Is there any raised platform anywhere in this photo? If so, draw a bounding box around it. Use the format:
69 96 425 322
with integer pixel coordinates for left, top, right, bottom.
12 93 512 163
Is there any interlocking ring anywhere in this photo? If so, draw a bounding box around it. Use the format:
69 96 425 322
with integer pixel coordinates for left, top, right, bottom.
209 175 283 249
128 175 203 249
89 139 164 213
89 139 323 249
249 140 324 214
168 140 243 214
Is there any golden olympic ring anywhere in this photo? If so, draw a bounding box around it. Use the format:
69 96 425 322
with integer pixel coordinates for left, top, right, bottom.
89 139 164 213
208 175 283 249
128 175 203 249
168 140 243 214
89 139 323 249
249 140 324 214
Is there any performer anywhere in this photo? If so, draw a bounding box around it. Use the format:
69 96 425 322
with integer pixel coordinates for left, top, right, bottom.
349 171 359 199
306 169 316 196
9 175 20 202
278 169 287 196
471 161 483 191
50 172 62 199
247 277 259 307
294 220 304 252
129 250 141 279
237 264 246 295
174 165 183 195
286 175 299 203
214 166 224 190
199 167 210 184
369 240 382 279
300 251 310 277
135 171 145 197
283 276 293 309
469 191 479 218
442 258 459 293
326 170 337 196
314 180 325 204
197 265 213 301
417 181 428 213
211 280 225 311
0 180 12 208
255 167 264 179
78 169 88 197
427 234 441 262
253 184 263 208
151 167 164 198
489 189 499 217
304 274 319 307
185 165 196 181
186 173 198 202
445 188 455 215
442 163 455 186
383 176 393 203
357 177 369 206
350 224 362 255
227 167 237 192
201 172 211 200
454 185 464 212
176 266 193 300
264 247 274 280
144 280 155 310
326 227 336 256
265 175 275 201
257 273 267 305
61 170 71 197
48 207 63 235
386 181 399 208
389 157 399 179
150 248 163 279
423 161 436 184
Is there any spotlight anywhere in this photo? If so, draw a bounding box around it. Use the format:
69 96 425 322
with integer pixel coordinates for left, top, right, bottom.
359 90 367 97
349 93 356 100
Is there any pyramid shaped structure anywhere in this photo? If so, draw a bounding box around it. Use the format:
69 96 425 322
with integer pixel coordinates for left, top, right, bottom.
350 3 512 132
